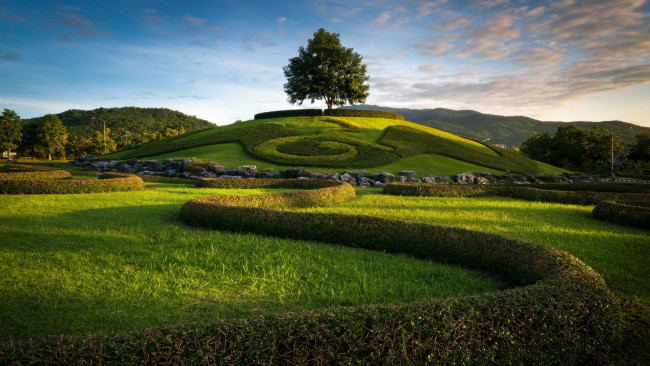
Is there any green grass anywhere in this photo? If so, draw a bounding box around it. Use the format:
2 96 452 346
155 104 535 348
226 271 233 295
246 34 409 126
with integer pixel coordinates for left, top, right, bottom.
0 182 507 342
300 190 650 305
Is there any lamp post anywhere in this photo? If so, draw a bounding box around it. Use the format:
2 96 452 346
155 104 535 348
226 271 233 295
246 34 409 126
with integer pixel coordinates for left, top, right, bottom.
611 133 615 182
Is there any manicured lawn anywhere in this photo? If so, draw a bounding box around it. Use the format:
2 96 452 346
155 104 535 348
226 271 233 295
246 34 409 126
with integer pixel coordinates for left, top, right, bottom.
0 182 506 341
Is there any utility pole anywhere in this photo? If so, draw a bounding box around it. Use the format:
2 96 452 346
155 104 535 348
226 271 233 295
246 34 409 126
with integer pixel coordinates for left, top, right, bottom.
611 133 615 182
103 120 106 155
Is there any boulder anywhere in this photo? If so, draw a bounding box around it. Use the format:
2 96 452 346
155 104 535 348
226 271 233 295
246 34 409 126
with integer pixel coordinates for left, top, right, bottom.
435 176 451 184
167 169 177 177
453 174 475 184
357 177 372 187
256 171 280 179
408 177 422 183
421 176 436 184
327 173 340 181
475 177 490 184
369 172 395 184
400 171 417 178
396 175 408 183
285 168 310 178
340 173 357 186
237 165 257 178
372 181 386 188
309 172 327 180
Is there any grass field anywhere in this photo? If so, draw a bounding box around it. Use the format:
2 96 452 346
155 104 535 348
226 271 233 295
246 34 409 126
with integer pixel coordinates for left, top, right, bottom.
0 182 507 342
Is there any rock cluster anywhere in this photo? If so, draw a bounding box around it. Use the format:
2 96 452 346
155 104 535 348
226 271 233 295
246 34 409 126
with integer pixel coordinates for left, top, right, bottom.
69 156 587 186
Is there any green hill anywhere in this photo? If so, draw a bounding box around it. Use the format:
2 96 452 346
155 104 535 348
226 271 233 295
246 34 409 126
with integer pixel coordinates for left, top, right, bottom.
343 105 649 147
106 115 564 176
24 107 215 142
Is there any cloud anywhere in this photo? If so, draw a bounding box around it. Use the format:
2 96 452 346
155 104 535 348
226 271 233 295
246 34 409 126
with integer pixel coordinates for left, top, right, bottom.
182 15 205 27
242 31 277 49
58 30 110 42
455 12 520 60
417 64 442 73
509 48 563 68
370 11 392 26
0 50 21 61
48 12 94 28
416 1 448 18
414 40 455 56
312 2 362 22
277 17 287 23
471 0 510 9
436 17 473 31
138 9 165 25
1 8 30 23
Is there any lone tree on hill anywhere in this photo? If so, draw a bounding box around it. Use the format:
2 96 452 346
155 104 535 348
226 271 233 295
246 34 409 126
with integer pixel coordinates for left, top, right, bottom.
0 109 22 158
283 28 370 110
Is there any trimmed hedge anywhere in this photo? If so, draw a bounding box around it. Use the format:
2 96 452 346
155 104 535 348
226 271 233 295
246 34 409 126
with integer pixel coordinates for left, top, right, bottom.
380 125 540 174
593 201 650 230
254 109 323 120
384 183 650 230
0 164 72 180
1 179 620 364
137 174 202 185
0 173 145 194
324 108 405 120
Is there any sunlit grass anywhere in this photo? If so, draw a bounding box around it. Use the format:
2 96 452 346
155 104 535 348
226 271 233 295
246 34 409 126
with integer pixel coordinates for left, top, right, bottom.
299 189 650 305
0 183 506 341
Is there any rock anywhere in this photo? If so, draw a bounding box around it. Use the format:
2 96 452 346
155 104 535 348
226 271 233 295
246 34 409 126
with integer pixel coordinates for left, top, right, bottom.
256 171 279 179
408 177 422 183
285 168 311 178
237 165 257 178
396 175 408 183
327 173 340 181
536 174 557 183
475 177 490 184
369 172 395 184
453 174 475 184
357 177 372 187
182 159 192 166
474 171 492 178
309 172 327 180
340 173 357 186
435 176 451 184
209 164 225 173
400 171 417 178
372 181 386 188
167 169 177 177
421 176 436 184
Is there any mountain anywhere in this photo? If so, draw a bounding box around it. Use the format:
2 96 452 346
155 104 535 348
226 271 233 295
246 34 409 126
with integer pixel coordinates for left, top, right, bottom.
342 105 649 147
24 107 215 141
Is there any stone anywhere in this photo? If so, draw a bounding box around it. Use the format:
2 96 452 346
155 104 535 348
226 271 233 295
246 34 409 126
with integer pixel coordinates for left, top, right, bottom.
340 173 357 186
453 174 475 184
237 165 257 178
536 174 557 183
421 176 436 184
357 177 372 187
256 171 279 179
327 173 340 181
400 171 417 177
369 172 395 184
408 177 422 183
209 164 225 172
475 177 489 184
435 176 451 184
309 172 327 180
167 169 177 177
396 175 408 183
372 181 386 188
285 168 310 178
474 171 492 178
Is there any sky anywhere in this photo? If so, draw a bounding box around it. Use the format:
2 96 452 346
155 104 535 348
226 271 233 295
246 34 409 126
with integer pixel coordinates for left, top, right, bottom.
1 0 649 127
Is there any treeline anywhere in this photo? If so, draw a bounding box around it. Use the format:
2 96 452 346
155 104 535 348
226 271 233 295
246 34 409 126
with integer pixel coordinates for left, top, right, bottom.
521 124 650 171
7 107 215 159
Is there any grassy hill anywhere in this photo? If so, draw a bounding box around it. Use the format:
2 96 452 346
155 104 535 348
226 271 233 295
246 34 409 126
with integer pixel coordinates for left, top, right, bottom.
343 105 649 147
106 115 565 176
24 107 215 141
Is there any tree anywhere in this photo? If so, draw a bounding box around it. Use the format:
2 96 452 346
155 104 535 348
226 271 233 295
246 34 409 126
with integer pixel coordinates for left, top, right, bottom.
283 28 370 110
633 131 650 161
90 128 117 155
585 125 623 164
520 132 553 162
0 109 22 158
37 114 67 160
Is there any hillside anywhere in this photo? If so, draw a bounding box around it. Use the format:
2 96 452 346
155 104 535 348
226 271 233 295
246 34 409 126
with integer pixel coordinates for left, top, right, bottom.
24 107 215 141
106 114 564 176
343 105 649 147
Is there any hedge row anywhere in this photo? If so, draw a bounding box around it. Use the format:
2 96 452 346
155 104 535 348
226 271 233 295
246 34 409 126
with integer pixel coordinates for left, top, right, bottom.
254 109 323 120
384 183 650 229
1 179 620 364
0 164 72 180
380 125 540 174
592 201 650 230
253 109 405 121
323 109 405 120
527 183 650 194
0 173 145 194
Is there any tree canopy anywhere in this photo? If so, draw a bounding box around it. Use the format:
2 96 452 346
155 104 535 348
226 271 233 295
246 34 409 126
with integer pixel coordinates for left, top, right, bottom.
37 114 68 160
0 109 22 157
283 28 370 110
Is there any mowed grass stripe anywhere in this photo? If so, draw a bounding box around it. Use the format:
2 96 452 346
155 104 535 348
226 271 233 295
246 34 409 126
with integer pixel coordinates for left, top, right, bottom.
0 183 506 341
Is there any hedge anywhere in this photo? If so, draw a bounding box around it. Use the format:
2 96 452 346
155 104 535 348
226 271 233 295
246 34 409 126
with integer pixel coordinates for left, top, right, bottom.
380 125 540 174
592 201 650 230
323 109 405 120
384 183 650 230
0 173 145 194
254 109 323 120
0 179 620 364
0 164 72 180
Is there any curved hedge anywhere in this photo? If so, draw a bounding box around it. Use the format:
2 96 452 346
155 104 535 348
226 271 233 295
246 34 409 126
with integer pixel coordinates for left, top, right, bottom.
254 109 323 120
384 183 650 229
1 179 620 364
0 172 145 194
324 109 405 120
593 201 650 230
0 164 72 180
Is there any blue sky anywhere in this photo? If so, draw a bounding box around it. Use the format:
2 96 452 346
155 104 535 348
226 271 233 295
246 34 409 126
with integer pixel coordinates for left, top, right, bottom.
1 0 649 126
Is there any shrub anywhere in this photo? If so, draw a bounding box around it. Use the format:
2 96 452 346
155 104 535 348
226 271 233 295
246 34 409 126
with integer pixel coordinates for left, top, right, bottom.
254 109 323 120
324 109 404 120
0 173 145 194
592 201 650 229
137 175 202 185
0 164 71 180
380 125 540 174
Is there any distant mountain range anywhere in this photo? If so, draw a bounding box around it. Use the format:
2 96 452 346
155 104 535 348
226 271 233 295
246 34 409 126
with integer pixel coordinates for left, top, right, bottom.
344 105 649 147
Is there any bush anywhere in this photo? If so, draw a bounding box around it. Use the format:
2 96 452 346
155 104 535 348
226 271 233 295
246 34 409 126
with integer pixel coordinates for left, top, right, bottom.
0 173 145 194
592 201 650 229
0 164 72 180
380 125 540 174
324 109 404 120
254 109 323 120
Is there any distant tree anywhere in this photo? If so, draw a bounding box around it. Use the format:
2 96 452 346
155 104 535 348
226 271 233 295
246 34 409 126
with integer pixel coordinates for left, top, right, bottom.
520 132 553 162
37 114 67 160
283 28 370 110
17 123 43 159
585 125 623 164
549 124 588 169
90 128 117 155
633 130 650 161
0 109 22 158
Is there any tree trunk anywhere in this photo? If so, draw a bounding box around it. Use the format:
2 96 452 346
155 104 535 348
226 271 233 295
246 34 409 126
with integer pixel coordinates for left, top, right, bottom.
48 153 51 161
